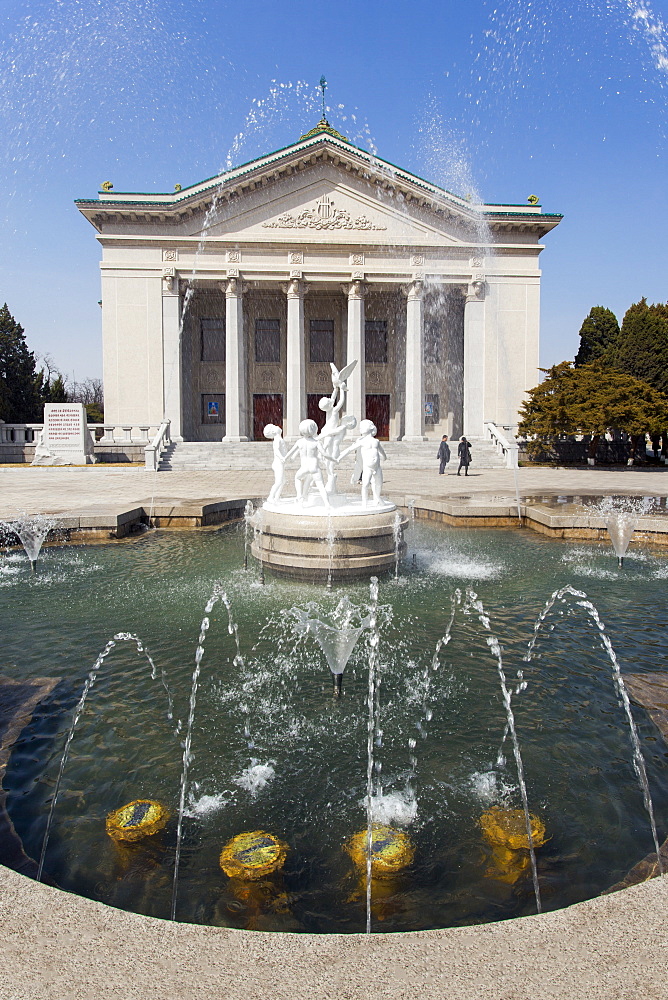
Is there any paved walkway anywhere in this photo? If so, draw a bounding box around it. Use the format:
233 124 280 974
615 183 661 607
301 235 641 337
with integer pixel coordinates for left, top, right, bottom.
0 464 666 518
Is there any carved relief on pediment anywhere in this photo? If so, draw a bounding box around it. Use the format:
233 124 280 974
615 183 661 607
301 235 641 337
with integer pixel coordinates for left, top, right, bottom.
263 195 386 232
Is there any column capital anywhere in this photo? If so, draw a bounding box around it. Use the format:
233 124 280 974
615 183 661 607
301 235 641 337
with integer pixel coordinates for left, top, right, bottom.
466 278 486 303
225 276 244 298
283 278 307 299
162 267 178 295
404 276 424 300
342 279 367 300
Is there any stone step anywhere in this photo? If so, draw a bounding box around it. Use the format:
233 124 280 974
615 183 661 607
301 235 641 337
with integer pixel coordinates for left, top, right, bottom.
158 439 507 471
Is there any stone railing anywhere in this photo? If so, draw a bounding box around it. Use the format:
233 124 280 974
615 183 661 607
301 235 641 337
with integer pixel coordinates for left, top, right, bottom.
144 419 172 471
485 421 519 469
0 422 42 444
0 422 162 445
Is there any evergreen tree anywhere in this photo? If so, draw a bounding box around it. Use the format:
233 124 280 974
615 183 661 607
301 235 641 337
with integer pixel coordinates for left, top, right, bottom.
606 298 668 395
518 361 668 458
0 304 42 421
44 374 68 403
574 306 620 366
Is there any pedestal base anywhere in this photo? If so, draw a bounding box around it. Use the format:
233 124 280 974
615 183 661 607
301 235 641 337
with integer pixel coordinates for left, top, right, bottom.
250 503 408 581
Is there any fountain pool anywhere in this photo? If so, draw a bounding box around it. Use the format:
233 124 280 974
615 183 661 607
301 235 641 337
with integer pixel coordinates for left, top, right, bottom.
1 520 667 933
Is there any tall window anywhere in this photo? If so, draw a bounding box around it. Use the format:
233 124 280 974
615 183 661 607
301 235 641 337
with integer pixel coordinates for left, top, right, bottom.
310 319 334 363
201 319 225 363
365 320 388 364
255 318 280 363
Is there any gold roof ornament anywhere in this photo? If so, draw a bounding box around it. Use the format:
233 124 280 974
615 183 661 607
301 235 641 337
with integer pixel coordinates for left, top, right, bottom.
100 181 113 191
528 194 540 205
300 75 349 143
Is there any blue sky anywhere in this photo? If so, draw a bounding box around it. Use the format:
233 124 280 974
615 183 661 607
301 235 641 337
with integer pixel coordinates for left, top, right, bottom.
1 0 667 381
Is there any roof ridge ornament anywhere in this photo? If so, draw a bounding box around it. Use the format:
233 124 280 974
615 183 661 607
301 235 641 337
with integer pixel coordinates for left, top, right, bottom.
299 76 350 143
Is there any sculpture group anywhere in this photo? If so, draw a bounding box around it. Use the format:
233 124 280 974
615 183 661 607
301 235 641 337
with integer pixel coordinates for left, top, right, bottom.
263 360 387 510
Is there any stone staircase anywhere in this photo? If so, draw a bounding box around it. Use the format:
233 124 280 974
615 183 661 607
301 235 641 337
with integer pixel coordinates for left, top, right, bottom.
158 438 507 471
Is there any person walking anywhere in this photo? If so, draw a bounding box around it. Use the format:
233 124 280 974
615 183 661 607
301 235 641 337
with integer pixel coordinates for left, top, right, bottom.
437 434 450 474
457 436 472 476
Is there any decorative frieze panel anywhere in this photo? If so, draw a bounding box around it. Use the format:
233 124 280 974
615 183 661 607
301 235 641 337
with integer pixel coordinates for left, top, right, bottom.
410 253 424 267
227 250 241 263
263 195 386 231
288 251 304 265
163 249 178 262
350 253 365 266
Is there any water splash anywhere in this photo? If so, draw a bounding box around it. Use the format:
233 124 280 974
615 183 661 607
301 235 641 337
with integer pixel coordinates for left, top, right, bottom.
232 761 276 798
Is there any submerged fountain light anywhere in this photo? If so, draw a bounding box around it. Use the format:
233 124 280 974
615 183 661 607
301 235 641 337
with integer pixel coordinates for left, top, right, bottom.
346 825 414 878
106 799 169 842
219 830 288 880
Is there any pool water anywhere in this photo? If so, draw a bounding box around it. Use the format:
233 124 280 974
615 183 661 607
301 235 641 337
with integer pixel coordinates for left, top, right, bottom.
1 521 667 932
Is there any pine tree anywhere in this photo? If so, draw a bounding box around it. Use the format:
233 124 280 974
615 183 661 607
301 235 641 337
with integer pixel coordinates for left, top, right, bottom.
606 298 668 395
518 361 668 458
574 306 620 366
0 304 42 422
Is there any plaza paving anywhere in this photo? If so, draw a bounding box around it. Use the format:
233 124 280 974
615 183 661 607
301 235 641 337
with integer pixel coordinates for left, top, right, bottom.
0 463 666 518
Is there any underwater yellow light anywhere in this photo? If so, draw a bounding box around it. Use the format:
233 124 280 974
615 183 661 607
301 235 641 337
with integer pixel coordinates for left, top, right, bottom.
105 799 169 842
219 830 288 880
479 806 547 851
346 825 414 878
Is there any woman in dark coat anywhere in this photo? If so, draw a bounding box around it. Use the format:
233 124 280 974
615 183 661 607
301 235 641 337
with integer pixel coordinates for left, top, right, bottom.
457 436 472 476
437 435 450 474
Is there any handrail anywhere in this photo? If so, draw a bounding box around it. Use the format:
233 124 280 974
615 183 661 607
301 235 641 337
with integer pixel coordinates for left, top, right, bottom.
144 419 171 471
485 421 519 470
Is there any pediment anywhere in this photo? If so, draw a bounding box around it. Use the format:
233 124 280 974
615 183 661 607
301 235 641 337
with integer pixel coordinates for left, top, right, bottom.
189 162 475 246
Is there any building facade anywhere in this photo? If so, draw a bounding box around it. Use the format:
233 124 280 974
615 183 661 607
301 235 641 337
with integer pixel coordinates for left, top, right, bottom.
76 122 561 443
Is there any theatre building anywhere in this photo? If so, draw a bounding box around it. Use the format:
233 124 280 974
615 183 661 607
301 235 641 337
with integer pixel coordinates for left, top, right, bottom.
76 119 561 445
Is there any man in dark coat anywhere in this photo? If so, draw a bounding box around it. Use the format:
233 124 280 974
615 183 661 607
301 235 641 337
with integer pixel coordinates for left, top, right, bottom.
437 435 450 474
457 436 472 476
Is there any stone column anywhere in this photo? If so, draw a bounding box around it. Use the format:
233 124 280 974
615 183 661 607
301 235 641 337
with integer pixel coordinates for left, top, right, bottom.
162 271 183 440
285 277 306 439
345 279 366 425
223 276 248 442
463 278 486 438
403 277 426 441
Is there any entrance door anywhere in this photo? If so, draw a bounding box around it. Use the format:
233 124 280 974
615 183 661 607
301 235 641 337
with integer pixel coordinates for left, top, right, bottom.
365 394 390 440
307 393 327 432
253 394 283 441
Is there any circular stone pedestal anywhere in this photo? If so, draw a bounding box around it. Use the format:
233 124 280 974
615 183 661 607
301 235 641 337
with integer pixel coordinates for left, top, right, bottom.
250 498 408 581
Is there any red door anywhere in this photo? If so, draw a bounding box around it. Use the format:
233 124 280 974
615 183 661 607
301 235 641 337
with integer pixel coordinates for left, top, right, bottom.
307 393 327 432
365 394 390 440
253 394 283 441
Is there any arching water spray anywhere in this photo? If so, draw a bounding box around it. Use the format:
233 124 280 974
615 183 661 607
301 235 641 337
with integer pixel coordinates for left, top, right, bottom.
464 589 542 913
525 583 663 873
37 632 172 883
365 576 380 934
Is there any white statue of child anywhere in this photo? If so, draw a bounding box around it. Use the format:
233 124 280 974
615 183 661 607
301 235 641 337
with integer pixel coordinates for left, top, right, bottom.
337 419 387 508
263 423 287 502
284 418 331 508
319 413 357 495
